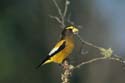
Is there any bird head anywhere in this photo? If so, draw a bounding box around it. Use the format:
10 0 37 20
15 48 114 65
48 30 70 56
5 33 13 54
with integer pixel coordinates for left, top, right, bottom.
65 26 79 34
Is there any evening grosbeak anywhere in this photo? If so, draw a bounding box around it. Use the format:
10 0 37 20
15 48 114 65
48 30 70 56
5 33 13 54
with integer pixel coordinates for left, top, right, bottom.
36 25 79 68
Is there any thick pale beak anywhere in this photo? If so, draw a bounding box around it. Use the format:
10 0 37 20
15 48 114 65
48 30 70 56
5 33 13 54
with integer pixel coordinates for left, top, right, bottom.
72 28 79 34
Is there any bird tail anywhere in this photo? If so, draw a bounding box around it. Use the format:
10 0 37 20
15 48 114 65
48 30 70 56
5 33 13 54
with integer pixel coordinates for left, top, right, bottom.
35 56 52 69
35 62 43 69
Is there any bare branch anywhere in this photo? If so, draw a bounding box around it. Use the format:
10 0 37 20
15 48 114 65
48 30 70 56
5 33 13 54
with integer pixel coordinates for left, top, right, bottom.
52 0 63 18
72 56 124 70
74 57 106 69
52 0 70 28
63 0 70 18
76 34 101 49
50 16 62 23
61 60 74 83
50 15 64 28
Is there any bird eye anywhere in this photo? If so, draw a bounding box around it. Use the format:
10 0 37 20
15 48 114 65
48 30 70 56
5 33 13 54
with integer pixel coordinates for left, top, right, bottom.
68 29 73 32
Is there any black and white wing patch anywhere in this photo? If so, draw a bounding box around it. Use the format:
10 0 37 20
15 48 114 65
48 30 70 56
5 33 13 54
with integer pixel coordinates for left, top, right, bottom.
48 40 66 56
35 40 66 68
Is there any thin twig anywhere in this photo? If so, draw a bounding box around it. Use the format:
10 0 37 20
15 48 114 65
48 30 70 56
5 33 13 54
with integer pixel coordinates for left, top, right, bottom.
50 15 64 28
50 16 62 23
73 56 124 70
109 57 125 64
74 57 106 69
63 0 70 19
52 0 63 18
52 0 66 28
76 34 102 50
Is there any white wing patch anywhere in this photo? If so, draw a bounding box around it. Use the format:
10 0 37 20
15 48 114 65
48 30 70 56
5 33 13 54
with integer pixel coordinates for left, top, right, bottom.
48 47 59 56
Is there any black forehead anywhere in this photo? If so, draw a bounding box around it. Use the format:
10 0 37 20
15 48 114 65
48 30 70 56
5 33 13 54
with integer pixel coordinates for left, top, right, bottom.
62 27 73 35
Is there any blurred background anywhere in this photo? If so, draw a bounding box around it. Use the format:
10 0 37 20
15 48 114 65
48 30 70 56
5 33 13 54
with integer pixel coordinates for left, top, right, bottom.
0 0 125 83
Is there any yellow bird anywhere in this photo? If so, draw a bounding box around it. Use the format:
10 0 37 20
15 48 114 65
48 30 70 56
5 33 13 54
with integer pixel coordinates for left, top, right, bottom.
36 25 78 68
